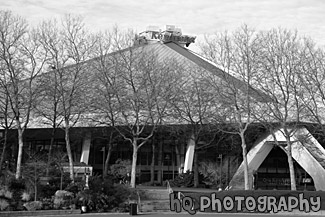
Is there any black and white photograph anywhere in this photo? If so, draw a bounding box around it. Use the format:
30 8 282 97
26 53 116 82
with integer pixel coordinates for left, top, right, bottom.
0 1 325 216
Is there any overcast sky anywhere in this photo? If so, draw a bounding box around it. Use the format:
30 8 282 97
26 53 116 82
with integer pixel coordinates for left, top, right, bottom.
1 0 325 50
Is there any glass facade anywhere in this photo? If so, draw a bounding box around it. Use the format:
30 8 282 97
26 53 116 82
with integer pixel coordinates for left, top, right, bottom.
255 146 314 190
2 124 323 190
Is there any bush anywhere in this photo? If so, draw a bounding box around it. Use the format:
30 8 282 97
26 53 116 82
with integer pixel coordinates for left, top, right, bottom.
109 159 132 183
169 171 194 187
53 190 74 209
21 191 31 202
0 199 9 211
7 178 25 192
41 197 54 210
0 185 12 199
48 173 71 189
23 201 43 211
75 189 94 207
198 160 224 188
73 176 138 212
64 179 85 195
38 184 56 199
7 178 26 211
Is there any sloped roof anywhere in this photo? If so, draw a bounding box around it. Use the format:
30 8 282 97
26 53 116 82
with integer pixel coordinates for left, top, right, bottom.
125 41 270 102
40 41 269 102
163 42 270 102
22 41 271 129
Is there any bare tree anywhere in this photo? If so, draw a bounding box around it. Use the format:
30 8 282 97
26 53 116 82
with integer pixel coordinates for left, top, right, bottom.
199 25 264 190
89 30 119 177
297 38 325 131
33 68 63 177
0 11 48 179
35 15 97 182
254 28 307 190
168 64 217 187
0 92 14 172
33 19 65 177
92 29 179 187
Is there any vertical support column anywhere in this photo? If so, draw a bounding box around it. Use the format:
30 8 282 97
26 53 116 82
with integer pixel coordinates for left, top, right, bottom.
80 131 91 164
175 144 183 174
183 133 195 172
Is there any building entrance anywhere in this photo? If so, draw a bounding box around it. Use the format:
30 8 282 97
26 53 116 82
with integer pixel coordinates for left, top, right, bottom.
255 146 315 191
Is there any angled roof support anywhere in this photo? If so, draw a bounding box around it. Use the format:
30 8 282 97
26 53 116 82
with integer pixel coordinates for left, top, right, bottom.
229 126 325 191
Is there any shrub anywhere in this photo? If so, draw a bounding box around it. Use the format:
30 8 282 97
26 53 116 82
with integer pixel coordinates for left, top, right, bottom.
73 176 137 212
21 192 31 202
75 189 93 207
64 177 84 194
111 184 132 204
48 173 71 190
53 190 74 209
0 199 9 211
38 184 56 199
169 171 194 187
7 178 26 211
7 178 25 192
41 197 54 210
109 159 132 183
0 185 12 199
198 160 223 188
23 201 43 211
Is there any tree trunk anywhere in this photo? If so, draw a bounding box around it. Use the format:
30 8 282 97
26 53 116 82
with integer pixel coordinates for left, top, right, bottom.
15 125 24 179
157 141 163 184
64 119 74 183
286 140 297 190
60 168 63 190
193 150 199 187
103 143 113 178
150 141 155 185
130 141 138 188
46 128 56 177
34 163 37 201
240 131 249 190
0 128 8 173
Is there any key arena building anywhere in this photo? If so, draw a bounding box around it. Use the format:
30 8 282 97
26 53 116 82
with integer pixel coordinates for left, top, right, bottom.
1 25 325 191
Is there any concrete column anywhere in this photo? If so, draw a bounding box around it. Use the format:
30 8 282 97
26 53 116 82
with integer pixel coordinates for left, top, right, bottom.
292 129 325 191
183 133 195 172
80 131 91 164
229 127 325 190
229 132 278 190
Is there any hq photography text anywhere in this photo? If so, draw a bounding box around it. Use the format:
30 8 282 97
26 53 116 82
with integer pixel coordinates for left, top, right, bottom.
169 192 321 215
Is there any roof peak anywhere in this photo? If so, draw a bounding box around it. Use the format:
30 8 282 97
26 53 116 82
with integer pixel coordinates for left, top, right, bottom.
134 25 196 47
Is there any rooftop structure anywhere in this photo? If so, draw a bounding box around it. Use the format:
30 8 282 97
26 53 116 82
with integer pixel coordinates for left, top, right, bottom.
134 25 196 47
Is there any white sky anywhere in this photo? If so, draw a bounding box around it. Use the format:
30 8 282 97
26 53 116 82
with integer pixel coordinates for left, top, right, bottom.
1 0 325 50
